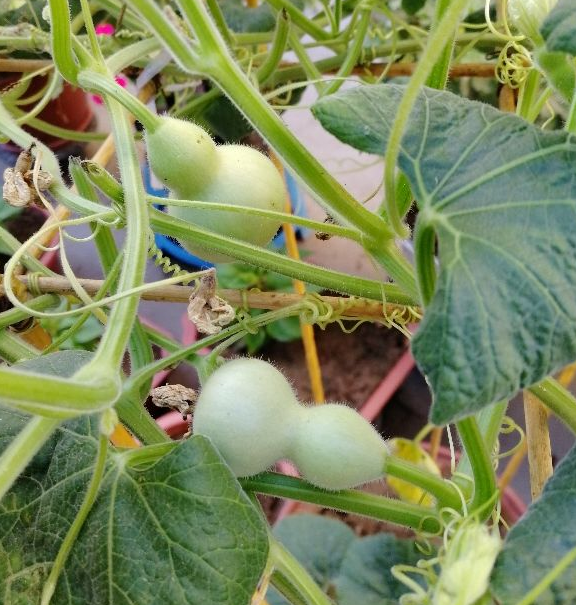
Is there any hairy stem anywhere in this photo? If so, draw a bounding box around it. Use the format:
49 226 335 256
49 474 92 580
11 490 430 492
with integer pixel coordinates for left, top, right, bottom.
529 378 576 435
382 0 471 236
241 473 441 533
0 416 60 501
270 537 333 605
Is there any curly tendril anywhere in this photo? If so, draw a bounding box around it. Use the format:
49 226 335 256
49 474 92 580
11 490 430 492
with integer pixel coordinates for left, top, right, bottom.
496 40 533 88
146 230 195 285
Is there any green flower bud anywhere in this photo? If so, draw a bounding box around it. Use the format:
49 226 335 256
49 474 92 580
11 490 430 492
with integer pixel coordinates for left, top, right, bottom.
508 0 558 45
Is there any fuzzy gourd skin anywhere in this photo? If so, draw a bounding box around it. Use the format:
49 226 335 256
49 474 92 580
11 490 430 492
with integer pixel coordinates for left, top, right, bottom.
193 358 301 477
194 358 388 490
168 145 286 262
289 404 388 490
146 117 218 194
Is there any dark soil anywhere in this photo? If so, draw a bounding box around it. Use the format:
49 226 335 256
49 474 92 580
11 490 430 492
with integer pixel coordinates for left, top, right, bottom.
0 206 47 267
260 321 408 408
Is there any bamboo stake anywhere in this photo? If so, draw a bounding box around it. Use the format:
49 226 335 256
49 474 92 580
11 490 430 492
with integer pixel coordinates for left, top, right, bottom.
347 61 496 79
0 59 53 72
499 362 576 492
523 390 553 500
4 274 419 322
0 57 496 79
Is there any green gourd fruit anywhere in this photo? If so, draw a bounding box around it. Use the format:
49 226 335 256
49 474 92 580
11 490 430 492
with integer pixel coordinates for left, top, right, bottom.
146 117 285 263
146 117 218 194
193 358 388 490
193 358 301 477
167 144 286 262
289 404 388 490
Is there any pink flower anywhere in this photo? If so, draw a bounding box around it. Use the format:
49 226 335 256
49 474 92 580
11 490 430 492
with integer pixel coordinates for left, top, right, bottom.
91 75 128 106
95 23 115 36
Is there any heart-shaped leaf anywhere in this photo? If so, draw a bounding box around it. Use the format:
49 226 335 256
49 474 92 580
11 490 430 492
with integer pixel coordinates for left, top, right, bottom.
313 85 576 423
0 410 268 604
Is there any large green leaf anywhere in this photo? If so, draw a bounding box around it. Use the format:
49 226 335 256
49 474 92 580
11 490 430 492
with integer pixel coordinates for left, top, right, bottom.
313 85 576 424
0 411 268 605
336 534 423 605
490 444 576 604
15 349 94 376
268 514 422 605
541 0 576 55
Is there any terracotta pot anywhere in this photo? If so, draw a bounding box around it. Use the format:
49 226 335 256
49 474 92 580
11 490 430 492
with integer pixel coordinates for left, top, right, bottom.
0 74 93 150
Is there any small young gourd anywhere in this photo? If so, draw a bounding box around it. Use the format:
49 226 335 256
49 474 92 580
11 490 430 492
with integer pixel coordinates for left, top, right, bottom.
193 358 302 477
289 404 388 490
145 117 285 262
167 145 286 262
193 358 388 490
146 116 218 194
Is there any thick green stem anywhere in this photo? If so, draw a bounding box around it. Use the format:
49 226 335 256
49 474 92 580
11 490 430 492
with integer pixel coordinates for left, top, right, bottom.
41 433 109 605
107 37 162 73
456 416 497 517
82 165 364 242
77 71 159 131
425 0 456 90
0 416 60 501
566 79 576 133
0 99 61 178
456 401 507 493
323 1 372 96
157 199 362 242
288 30 325 94
123 0 201 72
69 158 153 397
115 396 170 444
271 572 309 605
383 0 471 237
151 208 415 304
241 473 441 533
530 378 576 435
265 0 330 41
82 97 149 374
517 69 541 120
0 295 59 330
0 332 38 363
257 9 290 85
269 537 333 605
385 455 463 511
0 367 118 417
367 241 419 303
48 0 79 83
